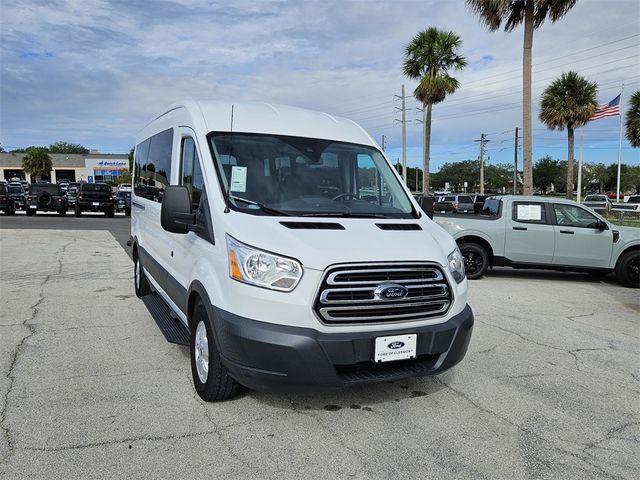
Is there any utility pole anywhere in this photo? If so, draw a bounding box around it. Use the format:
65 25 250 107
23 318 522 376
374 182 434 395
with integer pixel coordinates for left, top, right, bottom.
394 85 408 183
475 133 490 195
513 127 519 195
381 134 387 152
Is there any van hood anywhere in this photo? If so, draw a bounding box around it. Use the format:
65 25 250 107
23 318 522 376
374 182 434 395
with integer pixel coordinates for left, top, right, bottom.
223 213 457 271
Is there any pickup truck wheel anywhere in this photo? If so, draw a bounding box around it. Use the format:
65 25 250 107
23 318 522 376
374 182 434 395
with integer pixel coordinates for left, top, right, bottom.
460 243 488 280
125 208 131 217
190 299 240 402
134 254 152 297
616 251 640 288
58 208 66 216
74 204 82 217
105 207 115 218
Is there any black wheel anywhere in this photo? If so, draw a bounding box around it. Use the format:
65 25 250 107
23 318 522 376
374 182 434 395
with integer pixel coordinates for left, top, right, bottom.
74 204 82 217
134 253 152 298
58 208 66 216
25 208 35 216
105 208 115 218
615 251 640 288
190 299 240 402
125 208 131 217
460 242 489 280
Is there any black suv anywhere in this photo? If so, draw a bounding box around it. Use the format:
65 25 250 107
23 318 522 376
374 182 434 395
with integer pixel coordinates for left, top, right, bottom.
0 183 16 215
7 184 26 210
75 182 115 217
114 190 131 216
26 183 67 216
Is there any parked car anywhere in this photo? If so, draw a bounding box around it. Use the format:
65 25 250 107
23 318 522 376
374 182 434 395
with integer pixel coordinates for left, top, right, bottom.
582 194 612 212
0 183 16 215
435 195 639 287
131 100 474 401
606 191 625 201
25 183 67 216
114 190 131 216
118 183 132 192
65 182 81 207
75 182 115 217
7 184 26 210
612 195 640 212
435 194 475 214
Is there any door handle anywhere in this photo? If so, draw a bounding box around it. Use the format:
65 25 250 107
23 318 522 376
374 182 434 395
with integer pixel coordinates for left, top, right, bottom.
513 226 527 231
560 230 574 234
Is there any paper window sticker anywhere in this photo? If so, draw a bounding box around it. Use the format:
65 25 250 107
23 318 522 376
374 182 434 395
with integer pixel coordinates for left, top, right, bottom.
230 166 247 192
517 204 542 221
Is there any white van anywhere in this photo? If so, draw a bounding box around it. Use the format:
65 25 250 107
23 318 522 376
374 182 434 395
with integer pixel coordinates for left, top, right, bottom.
131 101 473 401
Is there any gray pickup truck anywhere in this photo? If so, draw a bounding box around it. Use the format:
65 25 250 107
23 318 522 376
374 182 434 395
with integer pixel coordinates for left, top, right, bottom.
435 195 639 287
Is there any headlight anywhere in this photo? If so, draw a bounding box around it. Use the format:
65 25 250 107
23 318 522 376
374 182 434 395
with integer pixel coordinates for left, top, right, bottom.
226 235 303 291
447 247 465 284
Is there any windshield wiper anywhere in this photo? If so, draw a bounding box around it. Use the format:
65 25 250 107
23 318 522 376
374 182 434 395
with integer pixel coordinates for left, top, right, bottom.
228 194 292 216
301 212 388 218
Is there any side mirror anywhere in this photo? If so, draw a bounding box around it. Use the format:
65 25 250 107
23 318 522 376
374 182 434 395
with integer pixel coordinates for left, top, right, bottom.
596 220 608 230
161 186 195 234
416 195 434 219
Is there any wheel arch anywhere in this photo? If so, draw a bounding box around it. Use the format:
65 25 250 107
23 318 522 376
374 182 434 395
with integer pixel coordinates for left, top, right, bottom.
456 235 495 265
615 244 640 269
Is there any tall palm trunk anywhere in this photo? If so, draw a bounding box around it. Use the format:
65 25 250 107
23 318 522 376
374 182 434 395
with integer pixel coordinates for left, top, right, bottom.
566 126 574 199
423 102 432 194
522 0 534 195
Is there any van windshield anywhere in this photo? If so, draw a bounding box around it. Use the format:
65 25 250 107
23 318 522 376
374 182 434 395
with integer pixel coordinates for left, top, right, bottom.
209 133 415 218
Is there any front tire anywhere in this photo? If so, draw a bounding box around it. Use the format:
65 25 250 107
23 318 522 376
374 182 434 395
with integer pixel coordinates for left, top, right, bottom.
133 254 152 298
190 299 240 402
616 251 640 288
460 242 489 280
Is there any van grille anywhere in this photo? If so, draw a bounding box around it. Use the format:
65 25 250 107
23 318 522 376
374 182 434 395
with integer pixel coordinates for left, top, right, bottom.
314 263 452 325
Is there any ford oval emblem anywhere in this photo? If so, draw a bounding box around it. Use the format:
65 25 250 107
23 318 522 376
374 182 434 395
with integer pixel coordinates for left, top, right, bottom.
388 341 405 349
374 283 409 301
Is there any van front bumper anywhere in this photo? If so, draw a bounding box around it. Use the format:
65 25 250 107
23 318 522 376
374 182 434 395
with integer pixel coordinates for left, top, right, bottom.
211 305 473 391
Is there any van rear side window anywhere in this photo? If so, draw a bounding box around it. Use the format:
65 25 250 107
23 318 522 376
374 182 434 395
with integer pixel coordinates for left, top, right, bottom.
134 128 173 202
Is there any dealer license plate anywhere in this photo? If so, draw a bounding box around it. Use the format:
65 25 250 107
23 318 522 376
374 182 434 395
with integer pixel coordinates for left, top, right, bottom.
374 334 417 363
29 205 36 209
92 202 99 206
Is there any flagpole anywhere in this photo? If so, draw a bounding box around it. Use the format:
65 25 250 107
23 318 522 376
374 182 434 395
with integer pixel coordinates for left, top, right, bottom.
577 128 584 203
616 84 624 202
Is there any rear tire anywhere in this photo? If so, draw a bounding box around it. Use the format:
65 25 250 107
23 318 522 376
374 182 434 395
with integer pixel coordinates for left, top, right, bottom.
58 208 66 216
26 208 35 216
190 299 240 402
105 207 115 218
74 204 82 217
616 251 640 288
125 208 131 217
134 253 152 298
460 242 489 280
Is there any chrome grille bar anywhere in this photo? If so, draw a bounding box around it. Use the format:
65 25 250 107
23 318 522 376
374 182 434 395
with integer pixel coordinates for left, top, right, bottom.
314 263 452 325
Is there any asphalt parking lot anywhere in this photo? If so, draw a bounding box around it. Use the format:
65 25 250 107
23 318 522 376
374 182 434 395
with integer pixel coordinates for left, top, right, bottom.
0 216 638 479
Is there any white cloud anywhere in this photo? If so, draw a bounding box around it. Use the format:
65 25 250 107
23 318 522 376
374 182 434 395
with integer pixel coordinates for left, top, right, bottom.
1 0 638 168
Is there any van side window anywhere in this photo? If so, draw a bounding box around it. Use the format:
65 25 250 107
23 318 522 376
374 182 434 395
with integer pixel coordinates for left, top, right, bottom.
181 137 204 210
134 138 150 198
145 128 173 202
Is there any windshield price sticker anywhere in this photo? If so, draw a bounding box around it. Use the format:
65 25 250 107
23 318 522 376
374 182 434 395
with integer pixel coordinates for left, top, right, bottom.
517 204 542 221
230 166 247 192
374 334 417 363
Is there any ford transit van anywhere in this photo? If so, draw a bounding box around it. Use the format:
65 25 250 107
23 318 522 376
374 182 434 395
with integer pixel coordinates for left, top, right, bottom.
131 101 473 401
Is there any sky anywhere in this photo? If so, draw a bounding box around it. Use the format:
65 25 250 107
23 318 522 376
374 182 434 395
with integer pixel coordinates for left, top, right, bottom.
1 0 639 172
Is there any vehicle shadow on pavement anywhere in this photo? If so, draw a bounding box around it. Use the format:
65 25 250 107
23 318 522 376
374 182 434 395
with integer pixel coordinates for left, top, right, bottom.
484 267 619 286
249 371 452 412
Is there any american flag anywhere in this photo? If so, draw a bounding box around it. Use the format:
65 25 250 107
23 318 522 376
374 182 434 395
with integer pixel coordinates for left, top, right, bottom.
590 94 621 121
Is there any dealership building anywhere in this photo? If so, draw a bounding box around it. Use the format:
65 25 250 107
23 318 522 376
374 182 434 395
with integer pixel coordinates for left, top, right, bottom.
0 152 129 183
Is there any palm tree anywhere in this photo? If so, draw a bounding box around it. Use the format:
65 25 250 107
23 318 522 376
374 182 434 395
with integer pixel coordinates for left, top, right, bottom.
626 90 640 148
403 27 466 194
467 0 578 195
22 147 52 182
539 71 597 199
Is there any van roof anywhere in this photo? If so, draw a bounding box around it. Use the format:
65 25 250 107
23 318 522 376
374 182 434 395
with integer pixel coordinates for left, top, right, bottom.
150 100 377 147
